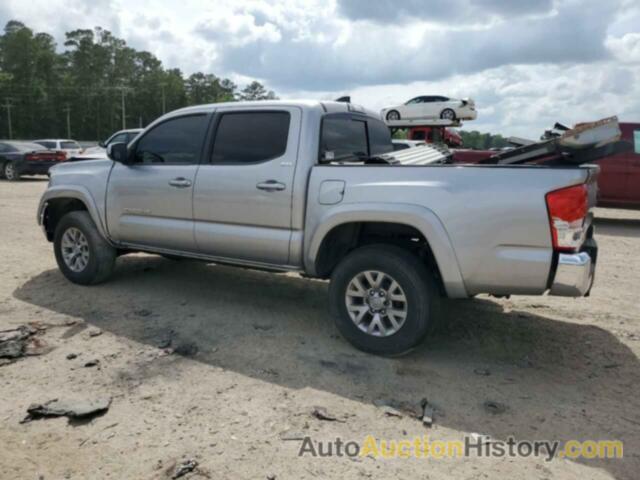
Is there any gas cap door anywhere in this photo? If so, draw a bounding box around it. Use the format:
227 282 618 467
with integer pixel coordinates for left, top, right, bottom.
318 180 346 205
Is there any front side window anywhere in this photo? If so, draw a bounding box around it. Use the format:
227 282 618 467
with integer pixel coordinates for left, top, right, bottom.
36 141 56 149
134 115 208 164
61 141 80 149
320 117 368 162
634 130 640 154
211 111 290 164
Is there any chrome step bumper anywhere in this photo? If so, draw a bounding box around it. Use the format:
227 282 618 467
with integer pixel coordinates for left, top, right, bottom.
549 251 595 297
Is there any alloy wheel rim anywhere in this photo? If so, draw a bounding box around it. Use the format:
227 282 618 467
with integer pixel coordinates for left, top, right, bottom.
388 111 399 121
442 110 455 120
5 163 15 179
61 227 90 272
345 270 408 337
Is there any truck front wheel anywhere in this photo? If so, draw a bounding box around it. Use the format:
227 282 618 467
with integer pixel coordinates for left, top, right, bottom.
329 245 441 356
54 211 116 285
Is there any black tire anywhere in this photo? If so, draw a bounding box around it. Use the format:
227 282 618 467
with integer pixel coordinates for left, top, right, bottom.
54 211 116 285
329 244 441 356
0 162 5 179
4 161 20 181
440 108 456 121
386 110 401 122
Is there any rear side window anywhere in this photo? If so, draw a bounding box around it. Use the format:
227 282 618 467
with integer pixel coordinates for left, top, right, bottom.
134 114 208 164
320 117 368 162
211 111 290 164
368 118 393 156
634 130 640 154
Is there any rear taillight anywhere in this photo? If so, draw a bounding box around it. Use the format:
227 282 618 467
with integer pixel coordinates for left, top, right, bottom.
545 184 588 252
55 151 68 162
25 153 36 162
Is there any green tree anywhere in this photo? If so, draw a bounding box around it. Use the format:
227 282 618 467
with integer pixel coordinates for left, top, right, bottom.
239 80 277 101
0 20 276 140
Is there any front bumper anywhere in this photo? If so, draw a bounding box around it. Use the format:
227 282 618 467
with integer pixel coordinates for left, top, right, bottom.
549 241 597 297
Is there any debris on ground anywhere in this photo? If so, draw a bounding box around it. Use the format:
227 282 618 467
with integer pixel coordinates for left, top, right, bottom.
87 328 103 338
83 359 100 368
0 325 49 361
253 324 273 331
378 405 403 418
420 398 434 427
22 397 111 423
483 400 508 415
171 459 198 479
66 353 78 360
311 406 345 422
134 309 152 317
173 342 198 357
474 368 491 376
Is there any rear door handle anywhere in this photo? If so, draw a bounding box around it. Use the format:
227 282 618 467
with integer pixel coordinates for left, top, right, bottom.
168 177 192 188
256 180 286 192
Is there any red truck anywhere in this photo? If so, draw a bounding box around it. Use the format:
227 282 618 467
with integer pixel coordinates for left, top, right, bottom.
445 122 640 209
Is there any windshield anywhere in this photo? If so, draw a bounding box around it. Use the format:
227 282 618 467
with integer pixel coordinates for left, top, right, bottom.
12 142 47 152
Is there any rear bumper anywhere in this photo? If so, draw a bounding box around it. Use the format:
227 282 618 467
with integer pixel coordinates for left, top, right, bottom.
20 161 58 174
549 241 597 297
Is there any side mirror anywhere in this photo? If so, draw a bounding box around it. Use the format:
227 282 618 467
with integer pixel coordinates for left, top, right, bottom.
107 142 130 164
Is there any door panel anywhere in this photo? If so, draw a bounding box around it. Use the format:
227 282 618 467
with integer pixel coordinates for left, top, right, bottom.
106 163 198 251
193 107 301 265
105 113 210 251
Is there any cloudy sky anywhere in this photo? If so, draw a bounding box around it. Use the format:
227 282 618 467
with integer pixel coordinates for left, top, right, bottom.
2 0 639 137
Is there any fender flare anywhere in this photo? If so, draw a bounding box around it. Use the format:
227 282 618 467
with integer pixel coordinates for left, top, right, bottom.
37 185 110 241
304 202 468 298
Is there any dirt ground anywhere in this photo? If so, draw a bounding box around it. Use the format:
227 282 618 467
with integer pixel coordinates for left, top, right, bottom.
1 178 639 480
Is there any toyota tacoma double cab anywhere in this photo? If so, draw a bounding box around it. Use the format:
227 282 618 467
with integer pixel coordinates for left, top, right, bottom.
38 100 598 355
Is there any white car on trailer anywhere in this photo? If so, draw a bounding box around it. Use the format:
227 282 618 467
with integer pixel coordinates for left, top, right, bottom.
381 96 477 123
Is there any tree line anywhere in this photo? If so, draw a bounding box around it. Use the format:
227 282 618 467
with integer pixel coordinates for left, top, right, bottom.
0 20 278 141
458 130 510 150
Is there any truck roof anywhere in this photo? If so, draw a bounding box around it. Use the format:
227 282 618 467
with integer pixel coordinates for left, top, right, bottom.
167 100 378 118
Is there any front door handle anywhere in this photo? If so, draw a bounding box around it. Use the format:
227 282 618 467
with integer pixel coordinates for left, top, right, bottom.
256 180 286 192
168 177 192 188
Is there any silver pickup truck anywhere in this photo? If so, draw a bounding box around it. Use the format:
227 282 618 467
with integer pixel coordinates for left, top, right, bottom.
37 100 598 355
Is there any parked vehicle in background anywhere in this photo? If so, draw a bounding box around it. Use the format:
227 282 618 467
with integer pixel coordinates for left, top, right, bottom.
381 96 476 122
451 121 640 209
392 139 427 151
0 141 68 181
34 139 82 158
38 100 600 355
71 128 143 161
408 126 463 147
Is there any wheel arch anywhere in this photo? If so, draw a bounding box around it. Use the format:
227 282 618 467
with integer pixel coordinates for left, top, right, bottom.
305 203 468 298
38 186 108 242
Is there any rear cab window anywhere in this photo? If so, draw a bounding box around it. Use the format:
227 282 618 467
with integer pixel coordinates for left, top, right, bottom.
319 114 393 163
634 130 640 154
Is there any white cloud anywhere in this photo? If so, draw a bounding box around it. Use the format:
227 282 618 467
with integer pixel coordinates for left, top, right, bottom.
0 0 638 137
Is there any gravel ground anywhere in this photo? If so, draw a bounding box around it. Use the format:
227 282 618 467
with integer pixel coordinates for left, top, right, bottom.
1 178 639 479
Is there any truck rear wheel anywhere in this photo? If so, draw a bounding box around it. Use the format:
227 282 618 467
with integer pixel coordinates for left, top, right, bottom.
54 211 116 285
329 245 441 356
